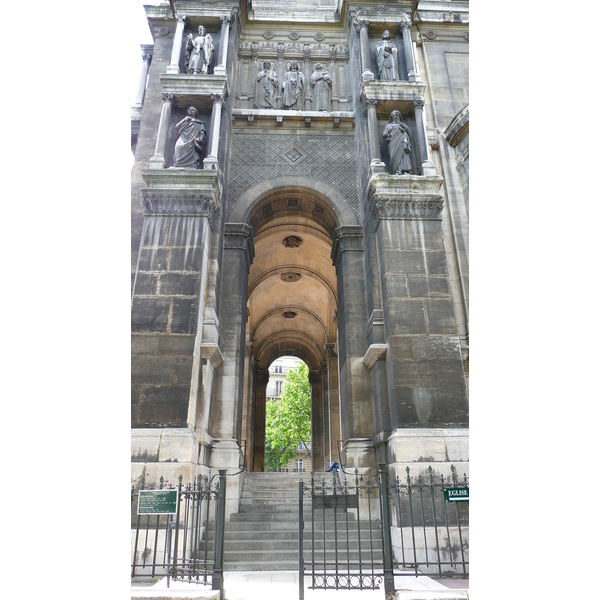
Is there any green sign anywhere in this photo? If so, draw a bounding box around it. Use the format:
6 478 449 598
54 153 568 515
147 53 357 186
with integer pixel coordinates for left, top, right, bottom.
137 489 178 515
444 487 469 503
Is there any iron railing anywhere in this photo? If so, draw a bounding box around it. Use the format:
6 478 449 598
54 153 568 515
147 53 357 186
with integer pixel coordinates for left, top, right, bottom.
131 470 227 593
299 463 469 599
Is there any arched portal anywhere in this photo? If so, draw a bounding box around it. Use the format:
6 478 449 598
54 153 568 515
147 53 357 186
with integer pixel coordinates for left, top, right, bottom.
240 188 341 471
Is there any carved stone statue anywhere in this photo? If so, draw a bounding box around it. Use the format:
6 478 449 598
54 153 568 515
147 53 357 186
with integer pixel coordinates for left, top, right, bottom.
383 111 412 174
171 107 206 168
185 26 214 75
256 60 279 109
281 60 305 110
375 30 400 81
310 63 332 111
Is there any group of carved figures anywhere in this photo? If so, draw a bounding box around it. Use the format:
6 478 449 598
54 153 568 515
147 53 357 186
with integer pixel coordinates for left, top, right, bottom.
170 28 412 173
256 60 333 111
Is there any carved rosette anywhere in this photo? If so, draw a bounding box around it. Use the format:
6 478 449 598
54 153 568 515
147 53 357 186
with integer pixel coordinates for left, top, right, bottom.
330 225 363 270
223 223 255 272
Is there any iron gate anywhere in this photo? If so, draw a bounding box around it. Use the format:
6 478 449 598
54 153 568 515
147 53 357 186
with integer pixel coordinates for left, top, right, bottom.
131 470 227 592
299 464 468 598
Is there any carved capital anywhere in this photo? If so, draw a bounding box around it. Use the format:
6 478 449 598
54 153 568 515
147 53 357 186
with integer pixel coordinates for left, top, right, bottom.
353 18 370 32
141 53 152 63
211 93 226 107
256 368 270 385
399 16 412 29
364 98 378 110
324 342 337 358
175 13 187 23
224 223 255 271
413 98 425 110
161 92 174 104
331 225 363 269
220 15 233 25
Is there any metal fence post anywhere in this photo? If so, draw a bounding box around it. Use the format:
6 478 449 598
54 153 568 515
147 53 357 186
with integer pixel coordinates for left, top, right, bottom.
378 464 395 597
299 478 304 600
212 469 227 595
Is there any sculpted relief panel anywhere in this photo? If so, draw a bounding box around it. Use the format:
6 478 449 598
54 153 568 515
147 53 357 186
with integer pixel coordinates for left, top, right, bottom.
236 41 350 111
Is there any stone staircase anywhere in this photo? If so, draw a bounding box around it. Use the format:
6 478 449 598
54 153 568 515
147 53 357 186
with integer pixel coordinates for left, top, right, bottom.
208 471 383 571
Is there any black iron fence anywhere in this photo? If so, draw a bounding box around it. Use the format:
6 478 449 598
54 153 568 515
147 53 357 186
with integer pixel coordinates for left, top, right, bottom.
131 470 227 592
299 464 468 598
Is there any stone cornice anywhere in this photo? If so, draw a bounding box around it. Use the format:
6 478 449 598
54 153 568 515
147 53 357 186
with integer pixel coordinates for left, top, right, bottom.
330 225 363 269
223 223 255 272
141 169 222 227
360 80 426 105
367 173 445 225
158 74 228 111
146 3 238 29
200 343 223 369
363 343 387 370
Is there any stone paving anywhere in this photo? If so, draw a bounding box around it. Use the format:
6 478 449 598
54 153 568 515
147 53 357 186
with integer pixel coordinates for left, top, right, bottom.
133 571 468 600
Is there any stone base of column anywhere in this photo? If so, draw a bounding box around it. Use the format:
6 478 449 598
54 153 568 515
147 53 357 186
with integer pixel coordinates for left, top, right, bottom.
421 159 437 176
131 427 208 488
386 427 469 482
369 159 387 179
209 438 245 520
213 65 227 76
341 438 377 473
148 155 165 170
165 65 180 74
203 155 219 171
408 70 420 82
362 69 375 82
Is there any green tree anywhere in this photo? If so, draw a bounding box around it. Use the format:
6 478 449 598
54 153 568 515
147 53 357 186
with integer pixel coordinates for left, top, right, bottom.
264 362 311 471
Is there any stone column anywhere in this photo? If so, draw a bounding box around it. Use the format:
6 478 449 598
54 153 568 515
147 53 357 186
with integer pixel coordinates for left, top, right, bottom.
214 15 233 76
131 193 219 485
204 94 226 171
329 44 339 112
310 369 324 471
331 226 375 472
210 224 254 468
399 18 419 82
303 44 312 110
241 342 254 469
166 13 187 74
367 175 468 435
320 362 330 468
148 93 174 169
354 18 374 81
325 344 340 465
252 367 269 472
365 99 386 177
133 47 153 108
413 99 437 175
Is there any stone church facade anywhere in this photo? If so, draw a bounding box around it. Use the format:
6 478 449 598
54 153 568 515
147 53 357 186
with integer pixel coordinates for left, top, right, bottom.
131 0 469 515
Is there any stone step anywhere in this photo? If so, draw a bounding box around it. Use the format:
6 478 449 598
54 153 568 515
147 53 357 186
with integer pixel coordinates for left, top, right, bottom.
222 548 384 562
229 511 359 522
208 539 383 552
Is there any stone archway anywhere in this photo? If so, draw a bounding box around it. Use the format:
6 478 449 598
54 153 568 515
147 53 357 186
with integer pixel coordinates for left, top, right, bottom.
241 188 340 472
211 180 372 475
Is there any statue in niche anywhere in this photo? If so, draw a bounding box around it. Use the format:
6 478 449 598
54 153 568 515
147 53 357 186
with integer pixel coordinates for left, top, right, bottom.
375 30 400 81
281 60 305 110
171 107 206 169
310 63 332 111
255 60 279 109
185 26 214 75
383 111 412 175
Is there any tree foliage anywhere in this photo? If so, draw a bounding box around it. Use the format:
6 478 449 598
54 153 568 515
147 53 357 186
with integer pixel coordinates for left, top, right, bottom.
264 362 311 471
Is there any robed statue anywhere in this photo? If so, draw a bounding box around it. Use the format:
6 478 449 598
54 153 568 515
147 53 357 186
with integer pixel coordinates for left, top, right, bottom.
171 107 206 169
382 111 412 175
256 61 279 109
310 63 332 112
281 61 305 110
185 26 214 75
375 30 400 81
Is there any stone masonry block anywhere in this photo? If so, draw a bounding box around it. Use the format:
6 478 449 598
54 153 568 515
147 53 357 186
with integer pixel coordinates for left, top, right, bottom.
406 275 450 298
424 298 458 334
170 298 199 334
131 297 170 332
133 273 159 295
158 273 199 296
425 251 449 275
137 247 168 271
385 300 427 335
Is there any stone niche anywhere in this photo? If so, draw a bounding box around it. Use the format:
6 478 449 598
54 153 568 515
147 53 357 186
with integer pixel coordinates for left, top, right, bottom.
235 41 351 111
162 106 213 170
